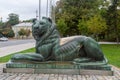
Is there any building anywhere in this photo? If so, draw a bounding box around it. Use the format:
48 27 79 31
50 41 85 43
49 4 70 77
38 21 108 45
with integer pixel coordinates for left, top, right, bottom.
12 22 33 38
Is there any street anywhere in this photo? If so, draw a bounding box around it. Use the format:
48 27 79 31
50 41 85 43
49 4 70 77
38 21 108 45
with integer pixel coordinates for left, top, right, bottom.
0 39 35 48
0 39 119 48
0 39 35 57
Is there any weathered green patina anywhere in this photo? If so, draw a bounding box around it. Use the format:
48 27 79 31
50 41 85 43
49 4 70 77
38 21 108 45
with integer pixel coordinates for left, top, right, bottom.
11 17 106 64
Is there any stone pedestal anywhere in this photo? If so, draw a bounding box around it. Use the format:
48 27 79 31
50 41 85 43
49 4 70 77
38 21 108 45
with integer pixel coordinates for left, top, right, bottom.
3 61 113 75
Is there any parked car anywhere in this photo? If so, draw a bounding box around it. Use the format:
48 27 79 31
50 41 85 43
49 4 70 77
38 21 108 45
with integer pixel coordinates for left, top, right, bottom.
0 37 8 41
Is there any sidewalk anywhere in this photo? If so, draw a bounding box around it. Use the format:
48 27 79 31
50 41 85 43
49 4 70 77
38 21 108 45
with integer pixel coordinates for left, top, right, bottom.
99 42 120 44
0 43 35 57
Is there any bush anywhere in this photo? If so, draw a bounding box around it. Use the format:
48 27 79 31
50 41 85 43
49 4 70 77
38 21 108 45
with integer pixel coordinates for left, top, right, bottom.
6 29 15 38
0 29 15 38
25 29 31 38
18 28 26 39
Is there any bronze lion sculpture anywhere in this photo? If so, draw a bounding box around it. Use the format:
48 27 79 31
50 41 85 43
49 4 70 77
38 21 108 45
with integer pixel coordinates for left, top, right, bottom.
11 17 106 63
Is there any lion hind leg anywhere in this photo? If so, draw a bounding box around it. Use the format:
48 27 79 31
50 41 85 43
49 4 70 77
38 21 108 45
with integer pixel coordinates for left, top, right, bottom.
83 37 104 61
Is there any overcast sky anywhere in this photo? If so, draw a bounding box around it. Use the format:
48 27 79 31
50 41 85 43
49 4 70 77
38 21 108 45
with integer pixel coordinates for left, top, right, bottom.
0 0 58 22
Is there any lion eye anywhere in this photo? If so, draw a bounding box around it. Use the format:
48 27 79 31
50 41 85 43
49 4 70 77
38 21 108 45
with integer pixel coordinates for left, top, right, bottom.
40 22 44 25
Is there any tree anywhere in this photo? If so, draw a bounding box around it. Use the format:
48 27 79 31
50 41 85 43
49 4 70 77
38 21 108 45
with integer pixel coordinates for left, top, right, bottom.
1 29 9 37
7 13 19 26
22 19 32 22
18 29 26 39
57 18 68 36
55 0 104 36
0 22 3 28
0 28 14 38
6 29 15 38
0 18 4 29
87 14 107 40
105 0 120 42
77 19 88 35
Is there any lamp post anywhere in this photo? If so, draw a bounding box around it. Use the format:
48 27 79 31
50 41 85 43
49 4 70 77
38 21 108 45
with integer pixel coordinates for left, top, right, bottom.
46 0 48 17
39 0 41 20
52 0 55 22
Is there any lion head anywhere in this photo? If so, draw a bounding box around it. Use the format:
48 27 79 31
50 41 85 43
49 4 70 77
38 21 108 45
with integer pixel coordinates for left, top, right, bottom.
32 17 53 40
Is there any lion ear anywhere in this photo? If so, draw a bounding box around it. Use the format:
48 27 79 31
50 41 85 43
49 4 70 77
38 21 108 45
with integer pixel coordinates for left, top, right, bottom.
47 18 52 23
32 18 37 24
42 17 52 23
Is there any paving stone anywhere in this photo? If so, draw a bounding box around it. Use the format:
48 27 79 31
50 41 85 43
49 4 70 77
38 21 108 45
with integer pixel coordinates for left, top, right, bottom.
0 63 120 80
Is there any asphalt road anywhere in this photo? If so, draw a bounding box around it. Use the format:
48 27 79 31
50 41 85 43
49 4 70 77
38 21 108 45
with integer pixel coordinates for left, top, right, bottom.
0 38 119 48
0 39 35 48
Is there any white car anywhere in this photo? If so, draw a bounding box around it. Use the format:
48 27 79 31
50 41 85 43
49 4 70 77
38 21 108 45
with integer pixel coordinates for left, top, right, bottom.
0 37 8 41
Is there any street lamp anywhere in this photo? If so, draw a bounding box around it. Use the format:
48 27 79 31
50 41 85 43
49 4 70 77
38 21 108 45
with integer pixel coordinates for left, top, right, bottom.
46 0 48 17
39 0 41 20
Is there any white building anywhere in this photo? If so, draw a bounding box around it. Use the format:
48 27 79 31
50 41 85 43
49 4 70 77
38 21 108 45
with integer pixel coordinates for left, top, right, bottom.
12 22 33 38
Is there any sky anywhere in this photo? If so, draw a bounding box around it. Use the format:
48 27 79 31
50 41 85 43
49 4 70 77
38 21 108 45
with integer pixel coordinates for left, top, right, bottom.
0 0 58 22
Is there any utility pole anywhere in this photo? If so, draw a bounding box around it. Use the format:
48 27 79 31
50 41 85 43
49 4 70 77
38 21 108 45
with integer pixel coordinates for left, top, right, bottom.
39 0 41 20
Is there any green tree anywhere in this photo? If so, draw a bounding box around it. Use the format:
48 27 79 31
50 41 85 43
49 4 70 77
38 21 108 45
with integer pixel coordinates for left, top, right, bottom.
18 28 26 39
0 28 14 38
105 0 120 42
87 14 107 40
0 22 4 29
7 13 19 26
55 0 104 36
6 29 15 38
1 29 9 37
22 19 32 22
77 19 88 35
0 18 5 29
56 18 68 36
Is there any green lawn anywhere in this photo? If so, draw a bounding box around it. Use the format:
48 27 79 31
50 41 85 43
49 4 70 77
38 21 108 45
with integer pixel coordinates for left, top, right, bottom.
0 48 35 63
0 44 120 68
101 44 120 68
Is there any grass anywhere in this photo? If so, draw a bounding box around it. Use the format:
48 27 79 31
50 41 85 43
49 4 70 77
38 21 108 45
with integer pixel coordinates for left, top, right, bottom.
0 48 35 63
101 44 120 68
0 44 120 68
